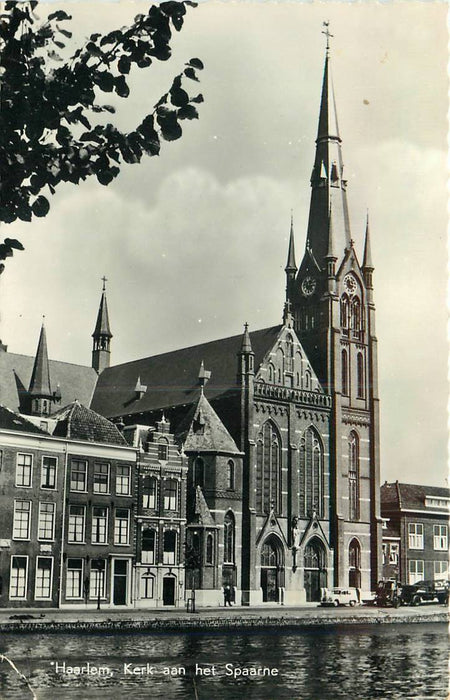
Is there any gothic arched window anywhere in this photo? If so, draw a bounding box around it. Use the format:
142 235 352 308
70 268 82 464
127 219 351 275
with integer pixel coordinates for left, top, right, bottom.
285 334 294 373
357 353 364 398
340 294 350 335
256 421 281 513
268 363 275 383
226 460 235 490
341 349 349 396
193 457 204 488
299 427 324 518
352 297 361 339
348 431 360 521
224 511 235 563
206 533 214 564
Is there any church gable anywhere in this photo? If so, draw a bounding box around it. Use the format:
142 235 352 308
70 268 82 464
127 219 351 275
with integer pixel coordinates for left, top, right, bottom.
255 325 323 393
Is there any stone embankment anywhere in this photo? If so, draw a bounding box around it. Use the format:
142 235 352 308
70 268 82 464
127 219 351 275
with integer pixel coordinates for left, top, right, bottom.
0 605 447 634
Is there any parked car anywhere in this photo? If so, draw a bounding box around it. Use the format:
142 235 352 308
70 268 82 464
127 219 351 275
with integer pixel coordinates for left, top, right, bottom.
375 579 402 608
401 580 448 606
321 587 359 607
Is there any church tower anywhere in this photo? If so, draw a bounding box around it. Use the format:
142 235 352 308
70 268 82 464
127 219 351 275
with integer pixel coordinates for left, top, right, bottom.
28 322 54 416
92 278 112 374
286 27 382 588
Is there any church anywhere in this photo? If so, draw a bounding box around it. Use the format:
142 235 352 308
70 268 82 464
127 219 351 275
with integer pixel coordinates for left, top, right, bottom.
0 38 382 606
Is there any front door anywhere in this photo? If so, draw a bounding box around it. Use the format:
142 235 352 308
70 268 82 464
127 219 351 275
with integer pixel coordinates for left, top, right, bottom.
304 569 321 602
113 559 128 605
163 577 175 605
261 568 278 602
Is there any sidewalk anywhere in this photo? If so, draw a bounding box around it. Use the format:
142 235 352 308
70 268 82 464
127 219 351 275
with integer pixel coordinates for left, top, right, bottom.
0 602 448 633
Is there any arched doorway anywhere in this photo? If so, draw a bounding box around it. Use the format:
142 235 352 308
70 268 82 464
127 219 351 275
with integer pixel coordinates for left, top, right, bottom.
348 539 361 588
304 538 327 602
260 536 283 602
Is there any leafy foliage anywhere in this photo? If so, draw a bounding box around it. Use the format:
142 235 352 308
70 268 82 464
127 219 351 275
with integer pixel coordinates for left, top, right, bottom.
0 0 204 267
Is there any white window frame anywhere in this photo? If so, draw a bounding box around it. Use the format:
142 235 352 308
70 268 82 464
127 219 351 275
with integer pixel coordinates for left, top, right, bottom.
162 529 177 565
38 502 56 541
115 465 130 496
433 524 448 551
68 505 86 543
15 453 33 488
89 567 107 600
141 528 156 564
163 479 177 511
408 559 424 584
93 462 110 494
114 508 130 546
41 455 57 490
434 560 448 580
13 500 31 540
142 476 157 509
70 459 88 492
408 522 424 550
9 555 28 600
66 558 84 599
35 556 54 600
140 573 155 599
91 506 108 544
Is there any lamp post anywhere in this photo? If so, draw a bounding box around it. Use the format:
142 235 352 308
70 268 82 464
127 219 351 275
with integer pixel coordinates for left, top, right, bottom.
93 558 105 611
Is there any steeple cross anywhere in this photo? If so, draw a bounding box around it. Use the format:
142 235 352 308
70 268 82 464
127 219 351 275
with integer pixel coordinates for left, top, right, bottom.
322 21 333 52
101 276 108 291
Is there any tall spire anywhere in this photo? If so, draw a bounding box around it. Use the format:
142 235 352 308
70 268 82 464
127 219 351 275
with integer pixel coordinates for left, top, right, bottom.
28 320 54 415
362 211 374 270
285 212 297 272
92 277 112 373
301 26 351 271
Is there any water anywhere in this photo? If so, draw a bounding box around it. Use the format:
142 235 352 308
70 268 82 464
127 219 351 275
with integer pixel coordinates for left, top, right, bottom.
0 623 447 700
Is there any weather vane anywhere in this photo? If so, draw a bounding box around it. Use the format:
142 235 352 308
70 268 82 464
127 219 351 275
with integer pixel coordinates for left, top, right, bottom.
101 276 108 291
322 21 333 52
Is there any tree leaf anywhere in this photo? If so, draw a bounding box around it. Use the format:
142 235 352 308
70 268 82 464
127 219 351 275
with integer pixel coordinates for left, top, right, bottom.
31 195 50 217
184 66 199 82
97 71 115 92
48 10 72 21
4 238 25 251
187 57 203 70
190 93 204 103
115 75 130 98
177 104 198 120
118 55 131 74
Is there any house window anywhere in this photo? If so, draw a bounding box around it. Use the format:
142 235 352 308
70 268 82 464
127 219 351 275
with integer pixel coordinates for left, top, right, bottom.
68 505 86 543
356 353 364 398
193 458 204 488
163 479 177 511
114 509 130 545
38 502 55 541
66 558 83 599
226 460 235 490
408 559 424 584
41 456 57 489
89 565 106 600
158 439 169 461
116 465 130 495
382 543 387 565
224 511 235 564
206 533 214 564
35 557 53 599
341 349 349 396
141 528 156 564
9 556 28 599
92 506 108 544
163 529 177 565
433 525 448 551
140 573 155 599
13 500 31 540
16 453 33 487
389 543 399 564
299 427 324 519
93 462 110 494
256 421 281 514
70 460 87 492
408 523 424 550
348 431 359 521
142 475 157 509
434 561 448 580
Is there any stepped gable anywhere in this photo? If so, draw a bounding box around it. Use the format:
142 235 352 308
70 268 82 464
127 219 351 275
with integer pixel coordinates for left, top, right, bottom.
0 405 49 434
51 401 127 446
177 391 241 455
91 326 281 419
0 349 98 414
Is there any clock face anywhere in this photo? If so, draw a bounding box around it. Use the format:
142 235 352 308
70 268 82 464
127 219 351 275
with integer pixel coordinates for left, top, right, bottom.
343 274 357 295
301 276 316 297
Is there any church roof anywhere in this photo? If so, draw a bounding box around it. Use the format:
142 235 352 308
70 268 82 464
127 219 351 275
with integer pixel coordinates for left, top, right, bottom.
177 391 241 454
0 405 49 435
91 325 281 419
51 401 127 445
0 348 98 414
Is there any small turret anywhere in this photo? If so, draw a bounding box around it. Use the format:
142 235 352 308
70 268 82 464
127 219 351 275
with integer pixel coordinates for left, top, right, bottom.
237 322 254 383
362 212 374 291
28 321 54 416
285 213 297 303
92 277 112 374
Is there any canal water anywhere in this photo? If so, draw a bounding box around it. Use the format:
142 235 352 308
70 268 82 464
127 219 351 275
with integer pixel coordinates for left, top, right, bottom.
0 623 447 699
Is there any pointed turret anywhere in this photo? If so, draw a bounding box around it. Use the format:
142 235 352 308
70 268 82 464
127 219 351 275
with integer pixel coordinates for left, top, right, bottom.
285 213 297 303
240 323 253 355
28 322 53 416
362 212 374 293
92 277 112 374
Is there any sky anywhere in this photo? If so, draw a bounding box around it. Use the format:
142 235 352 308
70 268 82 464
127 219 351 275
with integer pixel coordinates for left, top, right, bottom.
1 1 447 487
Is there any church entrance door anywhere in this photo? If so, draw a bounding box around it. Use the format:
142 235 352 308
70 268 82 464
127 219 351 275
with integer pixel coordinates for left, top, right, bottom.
260 536 283 603
304 538 327 602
